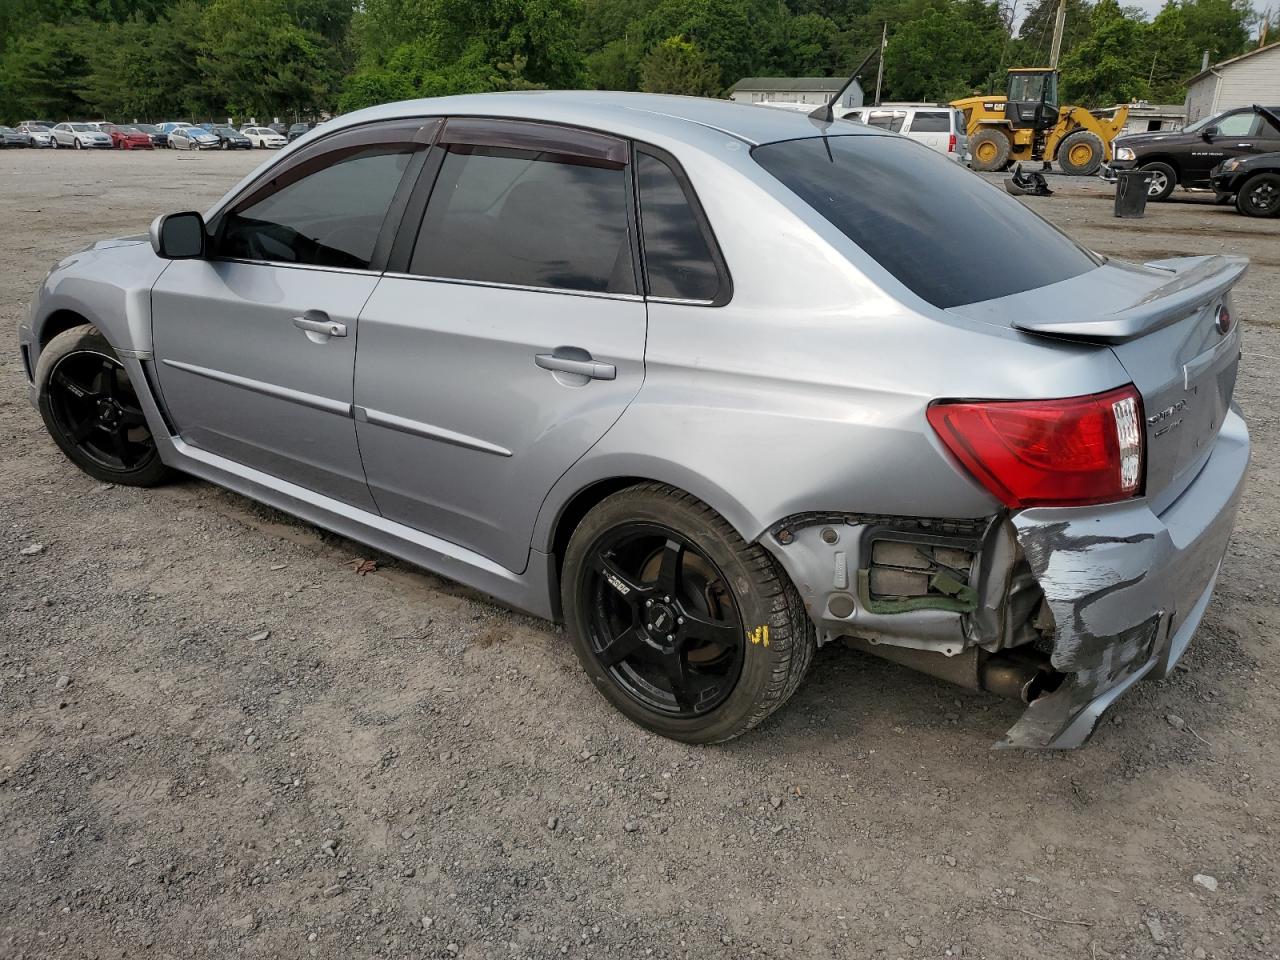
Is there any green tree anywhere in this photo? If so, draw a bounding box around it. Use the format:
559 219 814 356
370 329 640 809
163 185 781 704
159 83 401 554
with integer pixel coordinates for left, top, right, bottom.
883 0 1008 100
639 34 723 92
342 0 584 110
201 0 341 120
1059 0 1148 104
1015 0 1094 66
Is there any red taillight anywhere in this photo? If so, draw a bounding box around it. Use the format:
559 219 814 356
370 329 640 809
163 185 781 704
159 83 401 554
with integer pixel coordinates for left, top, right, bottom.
1216 304 1232 334
948 133 957 153
927 386 1144 508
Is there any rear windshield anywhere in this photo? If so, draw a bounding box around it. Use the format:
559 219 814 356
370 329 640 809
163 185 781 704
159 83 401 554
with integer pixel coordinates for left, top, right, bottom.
752 135 1100 308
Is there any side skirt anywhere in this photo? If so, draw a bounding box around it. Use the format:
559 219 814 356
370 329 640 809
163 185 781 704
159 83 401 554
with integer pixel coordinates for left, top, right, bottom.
122 358 557 621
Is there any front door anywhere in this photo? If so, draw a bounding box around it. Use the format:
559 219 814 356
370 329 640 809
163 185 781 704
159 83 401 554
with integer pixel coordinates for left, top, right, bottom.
353 118 647 572
152 125 428 509
1189 109 1268 183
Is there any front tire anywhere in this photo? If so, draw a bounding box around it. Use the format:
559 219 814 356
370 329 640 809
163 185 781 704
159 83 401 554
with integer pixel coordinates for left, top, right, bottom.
1056 130 1104 176
73 138 82 150
1141 161 1177 201
1235 172 1280 218
36 325 172 487
970 128 1011 172
561 483 814 744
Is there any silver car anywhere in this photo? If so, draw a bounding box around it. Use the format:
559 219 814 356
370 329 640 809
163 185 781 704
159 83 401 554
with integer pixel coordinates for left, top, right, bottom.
50 122 112 149
17 93 1249 748
167 124 220 150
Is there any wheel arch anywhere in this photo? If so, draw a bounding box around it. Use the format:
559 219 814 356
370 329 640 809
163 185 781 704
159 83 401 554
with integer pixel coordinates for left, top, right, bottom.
38 308 94 349
1139 154 1181 177
534 459 768 613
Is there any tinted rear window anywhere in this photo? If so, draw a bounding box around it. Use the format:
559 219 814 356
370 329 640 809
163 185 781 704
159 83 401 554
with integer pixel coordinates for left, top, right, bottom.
410 146 635 295
910 111 950 132
752 135 1099 308
637 152 722 301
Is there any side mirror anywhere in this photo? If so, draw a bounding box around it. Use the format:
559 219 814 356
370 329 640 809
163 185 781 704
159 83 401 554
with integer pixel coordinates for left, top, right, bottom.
1201 125 1219 141
149 211 206 259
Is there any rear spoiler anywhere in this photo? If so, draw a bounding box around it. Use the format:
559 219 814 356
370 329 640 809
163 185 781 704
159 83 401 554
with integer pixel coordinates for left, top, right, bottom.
1011 255 1248 344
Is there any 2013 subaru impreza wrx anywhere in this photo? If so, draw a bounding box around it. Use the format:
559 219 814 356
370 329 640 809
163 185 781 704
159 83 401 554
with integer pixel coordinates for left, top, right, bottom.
18 93 1249 748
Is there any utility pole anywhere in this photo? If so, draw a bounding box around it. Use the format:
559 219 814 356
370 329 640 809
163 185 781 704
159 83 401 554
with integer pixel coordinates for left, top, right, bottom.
1048 0 1067 68
874 21 887 106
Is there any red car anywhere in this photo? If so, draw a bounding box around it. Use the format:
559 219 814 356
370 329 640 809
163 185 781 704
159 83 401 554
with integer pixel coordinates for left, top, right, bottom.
106 125 154 150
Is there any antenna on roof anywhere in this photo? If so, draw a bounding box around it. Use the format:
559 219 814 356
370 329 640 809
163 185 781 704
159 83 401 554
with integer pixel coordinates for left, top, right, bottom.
808 48 878 123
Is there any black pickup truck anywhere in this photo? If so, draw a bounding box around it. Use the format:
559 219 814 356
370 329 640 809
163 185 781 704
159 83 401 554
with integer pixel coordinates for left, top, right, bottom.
1110 104 1280 201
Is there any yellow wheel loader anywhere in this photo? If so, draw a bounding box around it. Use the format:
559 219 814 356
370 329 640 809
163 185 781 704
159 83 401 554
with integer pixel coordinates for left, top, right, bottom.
952 68 1128 175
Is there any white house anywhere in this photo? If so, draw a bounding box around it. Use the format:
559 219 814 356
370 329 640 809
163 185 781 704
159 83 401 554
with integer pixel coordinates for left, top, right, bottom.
1119 101 1186 135
729 77 865 110
1184 43 1280 123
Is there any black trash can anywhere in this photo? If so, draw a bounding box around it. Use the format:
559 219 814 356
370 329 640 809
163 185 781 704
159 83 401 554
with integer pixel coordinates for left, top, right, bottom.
1114 169 1155 218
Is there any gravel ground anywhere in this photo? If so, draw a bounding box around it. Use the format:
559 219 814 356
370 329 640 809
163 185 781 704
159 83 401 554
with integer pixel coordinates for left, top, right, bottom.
1 149 1278 960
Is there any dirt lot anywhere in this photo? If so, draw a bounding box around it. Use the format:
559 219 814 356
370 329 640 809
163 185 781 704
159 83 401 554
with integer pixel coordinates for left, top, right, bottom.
1 149 1278 960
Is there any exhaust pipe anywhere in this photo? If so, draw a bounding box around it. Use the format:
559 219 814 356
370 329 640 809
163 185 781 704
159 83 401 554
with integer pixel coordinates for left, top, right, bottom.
844 638 1063 704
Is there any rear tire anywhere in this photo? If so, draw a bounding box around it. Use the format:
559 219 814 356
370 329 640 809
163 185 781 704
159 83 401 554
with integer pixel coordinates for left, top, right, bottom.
970 128 1011 172
1141 161 1177 201
35 325 173 487
561 483 815 744
1235 172 1280 218
1056 130 1103 175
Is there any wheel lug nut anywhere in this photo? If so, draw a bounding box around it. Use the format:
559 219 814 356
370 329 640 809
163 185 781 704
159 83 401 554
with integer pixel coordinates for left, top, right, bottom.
645 600 653 608
663 595 670 602
666 634 673 642
677 617 685 625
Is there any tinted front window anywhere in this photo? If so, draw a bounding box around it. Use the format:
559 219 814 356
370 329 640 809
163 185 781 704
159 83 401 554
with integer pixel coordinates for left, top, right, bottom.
637 152 721 301
218 145 413 269
752 135 1099 308
910 111 949 132
410 146 634 294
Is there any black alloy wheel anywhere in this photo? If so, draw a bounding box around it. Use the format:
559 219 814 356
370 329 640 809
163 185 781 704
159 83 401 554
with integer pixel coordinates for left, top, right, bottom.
36 324 172 486
1237 172 1280 218
581 523 745 717
561 484 815 744
47 351 153 472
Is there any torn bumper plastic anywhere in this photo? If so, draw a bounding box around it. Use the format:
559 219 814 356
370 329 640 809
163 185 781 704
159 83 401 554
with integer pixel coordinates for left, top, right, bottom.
764 406 1248 749
1001 405 1249 748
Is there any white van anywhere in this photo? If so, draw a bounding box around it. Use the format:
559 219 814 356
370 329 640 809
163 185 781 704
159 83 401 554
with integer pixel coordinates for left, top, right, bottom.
841 105 971 164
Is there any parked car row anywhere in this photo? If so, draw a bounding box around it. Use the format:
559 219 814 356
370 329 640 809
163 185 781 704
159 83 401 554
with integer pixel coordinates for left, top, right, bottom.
1 119 323 152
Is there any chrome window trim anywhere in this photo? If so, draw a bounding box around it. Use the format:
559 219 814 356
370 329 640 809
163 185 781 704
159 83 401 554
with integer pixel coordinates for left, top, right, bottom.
208 256 384 278
645 295 717 307
380 272 645 303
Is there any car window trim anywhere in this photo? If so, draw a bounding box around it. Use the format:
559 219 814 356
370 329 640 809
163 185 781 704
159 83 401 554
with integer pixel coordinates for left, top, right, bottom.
385 115 644 299
632 142 733 308
206 117 440 275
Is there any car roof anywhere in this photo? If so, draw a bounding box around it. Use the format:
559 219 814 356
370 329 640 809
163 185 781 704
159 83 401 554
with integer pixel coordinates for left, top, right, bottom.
325 90 882 148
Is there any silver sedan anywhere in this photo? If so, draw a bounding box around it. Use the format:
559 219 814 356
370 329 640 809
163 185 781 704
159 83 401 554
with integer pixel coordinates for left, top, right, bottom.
17 93 1249 748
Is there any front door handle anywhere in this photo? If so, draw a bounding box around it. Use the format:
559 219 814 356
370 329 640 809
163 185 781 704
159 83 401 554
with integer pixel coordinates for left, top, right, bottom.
292 314 347 340
534 351 616 381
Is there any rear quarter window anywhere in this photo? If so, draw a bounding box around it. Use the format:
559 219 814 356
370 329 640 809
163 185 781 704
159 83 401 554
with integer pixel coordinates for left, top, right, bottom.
908 111 950 133
752 135 1100 309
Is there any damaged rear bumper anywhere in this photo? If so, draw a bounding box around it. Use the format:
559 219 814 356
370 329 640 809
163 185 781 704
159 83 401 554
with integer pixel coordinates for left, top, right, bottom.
764 406 1249 749
1002 406 1249 747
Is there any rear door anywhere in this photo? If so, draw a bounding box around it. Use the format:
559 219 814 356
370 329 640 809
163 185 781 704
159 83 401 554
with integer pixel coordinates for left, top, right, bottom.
352 118 647 572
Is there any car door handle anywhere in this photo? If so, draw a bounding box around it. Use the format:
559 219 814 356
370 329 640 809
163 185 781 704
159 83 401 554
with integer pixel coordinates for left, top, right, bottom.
292 315 346 338
534 352 616 381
